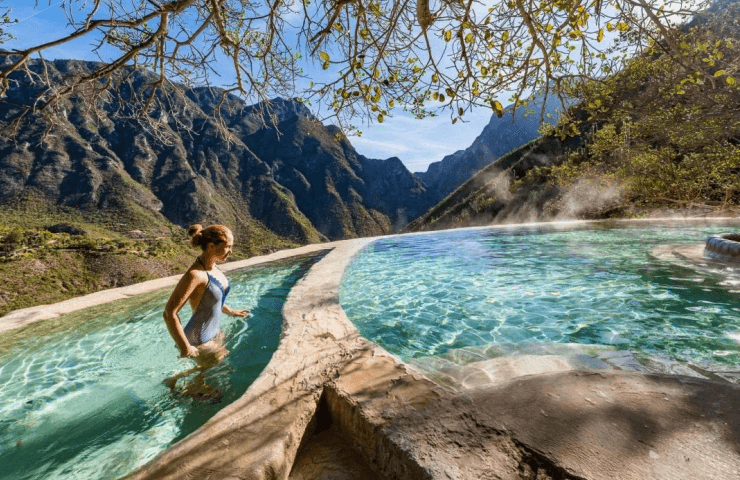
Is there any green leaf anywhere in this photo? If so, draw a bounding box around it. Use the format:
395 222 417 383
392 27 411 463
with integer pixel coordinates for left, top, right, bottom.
377 113 384 123
727 76 737 86
319 51 330 62
713 70 725 77
491 100 504 118
444 30 452 42
502 30 510 42
597 28 604 42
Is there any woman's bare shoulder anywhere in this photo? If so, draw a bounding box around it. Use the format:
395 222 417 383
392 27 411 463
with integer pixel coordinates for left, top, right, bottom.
184 265 209 282
174 263 208 290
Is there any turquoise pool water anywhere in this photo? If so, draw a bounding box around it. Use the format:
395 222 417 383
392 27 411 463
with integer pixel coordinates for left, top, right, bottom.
0 255 319 480
340 222 740 369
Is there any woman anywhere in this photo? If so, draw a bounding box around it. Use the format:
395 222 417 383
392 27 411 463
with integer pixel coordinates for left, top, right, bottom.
163 224 249 396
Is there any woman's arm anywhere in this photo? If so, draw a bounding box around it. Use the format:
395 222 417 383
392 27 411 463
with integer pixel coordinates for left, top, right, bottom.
222 305 250 317
163 270 201 358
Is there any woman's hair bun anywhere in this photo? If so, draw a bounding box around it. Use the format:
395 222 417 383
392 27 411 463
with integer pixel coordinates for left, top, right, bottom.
188 224 204 248
187 224 232 251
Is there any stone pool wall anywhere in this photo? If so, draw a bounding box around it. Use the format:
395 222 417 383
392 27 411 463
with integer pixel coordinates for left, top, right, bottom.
705 233 740 262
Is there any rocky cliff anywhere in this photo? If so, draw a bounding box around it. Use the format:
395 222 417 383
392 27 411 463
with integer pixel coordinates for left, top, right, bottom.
0 58 434 247
405 127 588 232
415 95 563 199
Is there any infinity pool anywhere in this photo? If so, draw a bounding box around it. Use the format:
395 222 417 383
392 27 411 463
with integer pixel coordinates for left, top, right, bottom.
340 222 740 370
0 255 319 480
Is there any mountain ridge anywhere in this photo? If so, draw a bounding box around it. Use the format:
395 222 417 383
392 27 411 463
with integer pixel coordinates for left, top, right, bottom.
414 95 563 199
0 58 436 246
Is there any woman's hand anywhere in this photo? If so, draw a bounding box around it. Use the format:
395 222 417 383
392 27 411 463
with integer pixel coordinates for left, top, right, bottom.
223 306 250 317
180 344 199 358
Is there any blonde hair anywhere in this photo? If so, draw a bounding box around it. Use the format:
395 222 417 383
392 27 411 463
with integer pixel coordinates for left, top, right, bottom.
188 224 232 250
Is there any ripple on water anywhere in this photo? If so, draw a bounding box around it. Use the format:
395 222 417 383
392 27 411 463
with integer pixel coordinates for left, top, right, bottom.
340 223 740 370
0 255 319 480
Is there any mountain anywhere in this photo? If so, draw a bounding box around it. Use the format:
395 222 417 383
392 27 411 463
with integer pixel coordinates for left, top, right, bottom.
415 94 564 199
0 58 435 248
407 0 740 232
404 130 587 232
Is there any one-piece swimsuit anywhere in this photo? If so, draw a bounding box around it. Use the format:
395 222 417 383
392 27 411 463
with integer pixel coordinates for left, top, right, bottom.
183 257 230 345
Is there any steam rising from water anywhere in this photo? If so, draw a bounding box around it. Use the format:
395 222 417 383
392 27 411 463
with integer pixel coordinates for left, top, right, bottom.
555 177 625 220
483 171 626 226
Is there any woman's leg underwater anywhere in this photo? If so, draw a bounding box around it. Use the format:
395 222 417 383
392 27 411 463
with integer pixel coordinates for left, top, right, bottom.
179 331 229 399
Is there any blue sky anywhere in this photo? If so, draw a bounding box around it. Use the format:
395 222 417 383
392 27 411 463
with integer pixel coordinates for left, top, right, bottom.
3 2 501 174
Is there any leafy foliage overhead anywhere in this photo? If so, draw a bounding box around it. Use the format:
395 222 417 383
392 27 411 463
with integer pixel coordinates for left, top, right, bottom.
0 0 716 134
529 0 740 211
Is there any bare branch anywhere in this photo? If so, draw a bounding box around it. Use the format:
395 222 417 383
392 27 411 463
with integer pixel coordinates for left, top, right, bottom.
0 0 717 140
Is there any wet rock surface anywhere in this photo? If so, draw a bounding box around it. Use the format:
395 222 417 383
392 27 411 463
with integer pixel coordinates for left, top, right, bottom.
395 371 740 480
705 233 740 262
408 342 740 393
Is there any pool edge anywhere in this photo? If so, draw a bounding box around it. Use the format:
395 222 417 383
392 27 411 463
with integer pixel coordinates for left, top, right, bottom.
122 235 450 479
0 241 341 336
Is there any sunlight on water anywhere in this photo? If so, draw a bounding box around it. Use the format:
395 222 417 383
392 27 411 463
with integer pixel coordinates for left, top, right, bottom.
340 222 740 370
0 255 319 480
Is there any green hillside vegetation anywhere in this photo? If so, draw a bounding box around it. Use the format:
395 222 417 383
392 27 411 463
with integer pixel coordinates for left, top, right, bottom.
529 10 740 214
0 194 298 317
408 5 740 232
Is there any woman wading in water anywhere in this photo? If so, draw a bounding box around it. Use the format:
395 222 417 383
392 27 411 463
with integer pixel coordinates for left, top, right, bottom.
163 224 249 398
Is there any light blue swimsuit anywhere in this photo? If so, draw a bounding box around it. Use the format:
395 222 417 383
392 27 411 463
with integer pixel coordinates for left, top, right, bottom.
183 258 230 345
